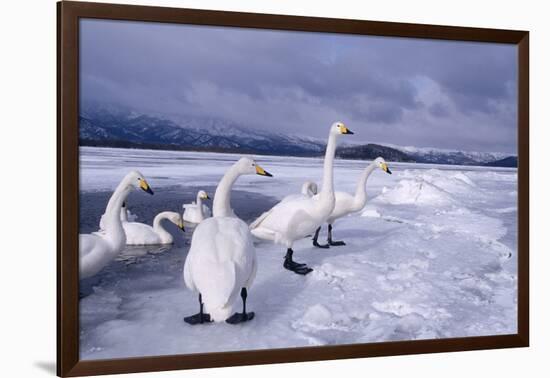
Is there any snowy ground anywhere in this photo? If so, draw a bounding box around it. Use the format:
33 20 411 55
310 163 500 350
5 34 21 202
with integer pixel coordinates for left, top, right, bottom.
79 146 518 360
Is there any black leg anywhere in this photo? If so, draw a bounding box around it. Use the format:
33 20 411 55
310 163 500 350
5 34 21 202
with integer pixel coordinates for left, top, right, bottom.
328 224 346 246
184 293 212 325
283 248 313 275
226 288 256 324
312 226 330 249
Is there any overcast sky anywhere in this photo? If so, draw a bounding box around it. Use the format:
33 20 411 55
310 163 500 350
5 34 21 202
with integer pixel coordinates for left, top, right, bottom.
80 19 518 153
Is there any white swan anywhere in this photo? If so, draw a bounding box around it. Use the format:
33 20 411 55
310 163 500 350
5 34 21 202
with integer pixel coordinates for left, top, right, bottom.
124 211 185 245
182 190 211 224
250 122 353 275
183 157 272 324
301 181 318 197
312 157 392 247
279 181 318 204
79 171 153 279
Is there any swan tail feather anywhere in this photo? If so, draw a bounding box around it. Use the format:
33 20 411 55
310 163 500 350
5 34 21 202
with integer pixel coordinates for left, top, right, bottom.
200 261 238 322
206 304 235 323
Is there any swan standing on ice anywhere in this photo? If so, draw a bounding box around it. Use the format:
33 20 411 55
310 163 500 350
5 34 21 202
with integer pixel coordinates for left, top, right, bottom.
312 157 392 248
80 171 153 279
182 190 211 223
250 122 354 275
124 211 185 245
183 158 272 324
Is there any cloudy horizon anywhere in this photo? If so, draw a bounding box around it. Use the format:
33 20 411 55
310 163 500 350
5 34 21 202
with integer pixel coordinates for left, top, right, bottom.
80 19 518 154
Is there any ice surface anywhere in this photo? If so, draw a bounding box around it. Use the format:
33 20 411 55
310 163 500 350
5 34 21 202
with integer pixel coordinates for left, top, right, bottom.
79 147 518 360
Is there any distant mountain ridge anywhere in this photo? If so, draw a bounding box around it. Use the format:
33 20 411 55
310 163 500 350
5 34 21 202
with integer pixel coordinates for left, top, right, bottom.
79 106 517 167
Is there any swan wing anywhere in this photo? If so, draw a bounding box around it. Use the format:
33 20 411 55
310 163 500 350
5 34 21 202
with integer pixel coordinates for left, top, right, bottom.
183 205 202 223
329 192 357 221
183 203 198 210
251 196 316 232
185 217 255 320
249 206 274 230
123 222 159 245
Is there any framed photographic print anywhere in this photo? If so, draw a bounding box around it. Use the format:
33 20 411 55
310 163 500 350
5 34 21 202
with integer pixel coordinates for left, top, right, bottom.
57 1 529 376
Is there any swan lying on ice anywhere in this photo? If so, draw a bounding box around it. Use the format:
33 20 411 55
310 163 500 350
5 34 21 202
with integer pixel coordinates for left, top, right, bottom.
250 122 353 275
124 211 185 245
183 157 272 324
312 157 392 247
182 190 211 224
79 171 153 279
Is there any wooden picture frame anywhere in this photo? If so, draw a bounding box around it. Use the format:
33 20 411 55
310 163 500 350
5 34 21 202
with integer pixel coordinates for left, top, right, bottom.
57 1 529 376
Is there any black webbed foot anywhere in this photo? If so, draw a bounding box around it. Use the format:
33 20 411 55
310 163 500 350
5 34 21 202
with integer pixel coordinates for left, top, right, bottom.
284 248 314 275
283 259 313 275
283 259 307 269
328 240 346 246
184 312 212 325
226 311 255 324
313 241 330 249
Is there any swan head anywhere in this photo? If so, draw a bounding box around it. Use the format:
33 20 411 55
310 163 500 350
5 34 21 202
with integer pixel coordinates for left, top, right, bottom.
374 157 392 174
302 181 318 196
198 190 210 200
125 170 154 194
236 157 273 177
331 121 354 136
166 211 185 232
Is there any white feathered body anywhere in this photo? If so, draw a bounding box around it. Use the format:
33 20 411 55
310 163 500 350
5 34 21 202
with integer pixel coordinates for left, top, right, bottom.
123 222 173 245
183 202 211 223
184 216 257 322
80 231 124 279
325 191 364 224
250 193 335 248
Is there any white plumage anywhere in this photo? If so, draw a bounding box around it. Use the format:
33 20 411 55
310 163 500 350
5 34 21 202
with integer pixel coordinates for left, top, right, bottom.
124 211 184 245
327 158 391 224
80 171 153 279
312 157 391 247
183 157 272 323
182 190 211 224
184 216 257 321
250 122 353 274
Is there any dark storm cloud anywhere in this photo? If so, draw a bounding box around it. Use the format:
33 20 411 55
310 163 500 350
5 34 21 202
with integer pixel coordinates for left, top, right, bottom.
80 19 517 153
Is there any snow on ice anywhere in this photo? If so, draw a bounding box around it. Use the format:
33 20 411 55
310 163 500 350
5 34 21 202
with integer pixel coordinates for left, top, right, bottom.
78 147 518 360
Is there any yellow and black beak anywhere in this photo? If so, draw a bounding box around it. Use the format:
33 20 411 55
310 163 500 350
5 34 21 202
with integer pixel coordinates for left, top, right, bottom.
255 165 273 177
204 194 211 200
341 126 354 135
139 179 154 195
178 222 185 232
381 163 392 174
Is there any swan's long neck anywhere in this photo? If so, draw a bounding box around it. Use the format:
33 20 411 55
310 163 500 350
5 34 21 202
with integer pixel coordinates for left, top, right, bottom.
195 193 204 215
353 162 378 209
120 207 128 222
102 181 131 247
213 165 239 218
153 212 172 242
319 133 337 202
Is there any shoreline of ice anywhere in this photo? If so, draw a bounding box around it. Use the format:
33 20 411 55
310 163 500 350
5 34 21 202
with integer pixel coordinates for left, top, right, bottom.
79 147 518 360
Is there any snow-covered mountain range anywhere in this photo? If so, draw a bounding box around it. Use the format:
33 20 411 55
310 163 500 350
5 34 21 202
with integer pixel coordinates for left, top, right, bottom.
79 106 517 167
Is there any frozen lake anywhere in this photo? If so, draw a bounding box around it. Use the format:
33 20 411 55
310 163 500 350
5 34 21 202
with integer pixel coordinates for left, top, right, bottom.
79 146 518 360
